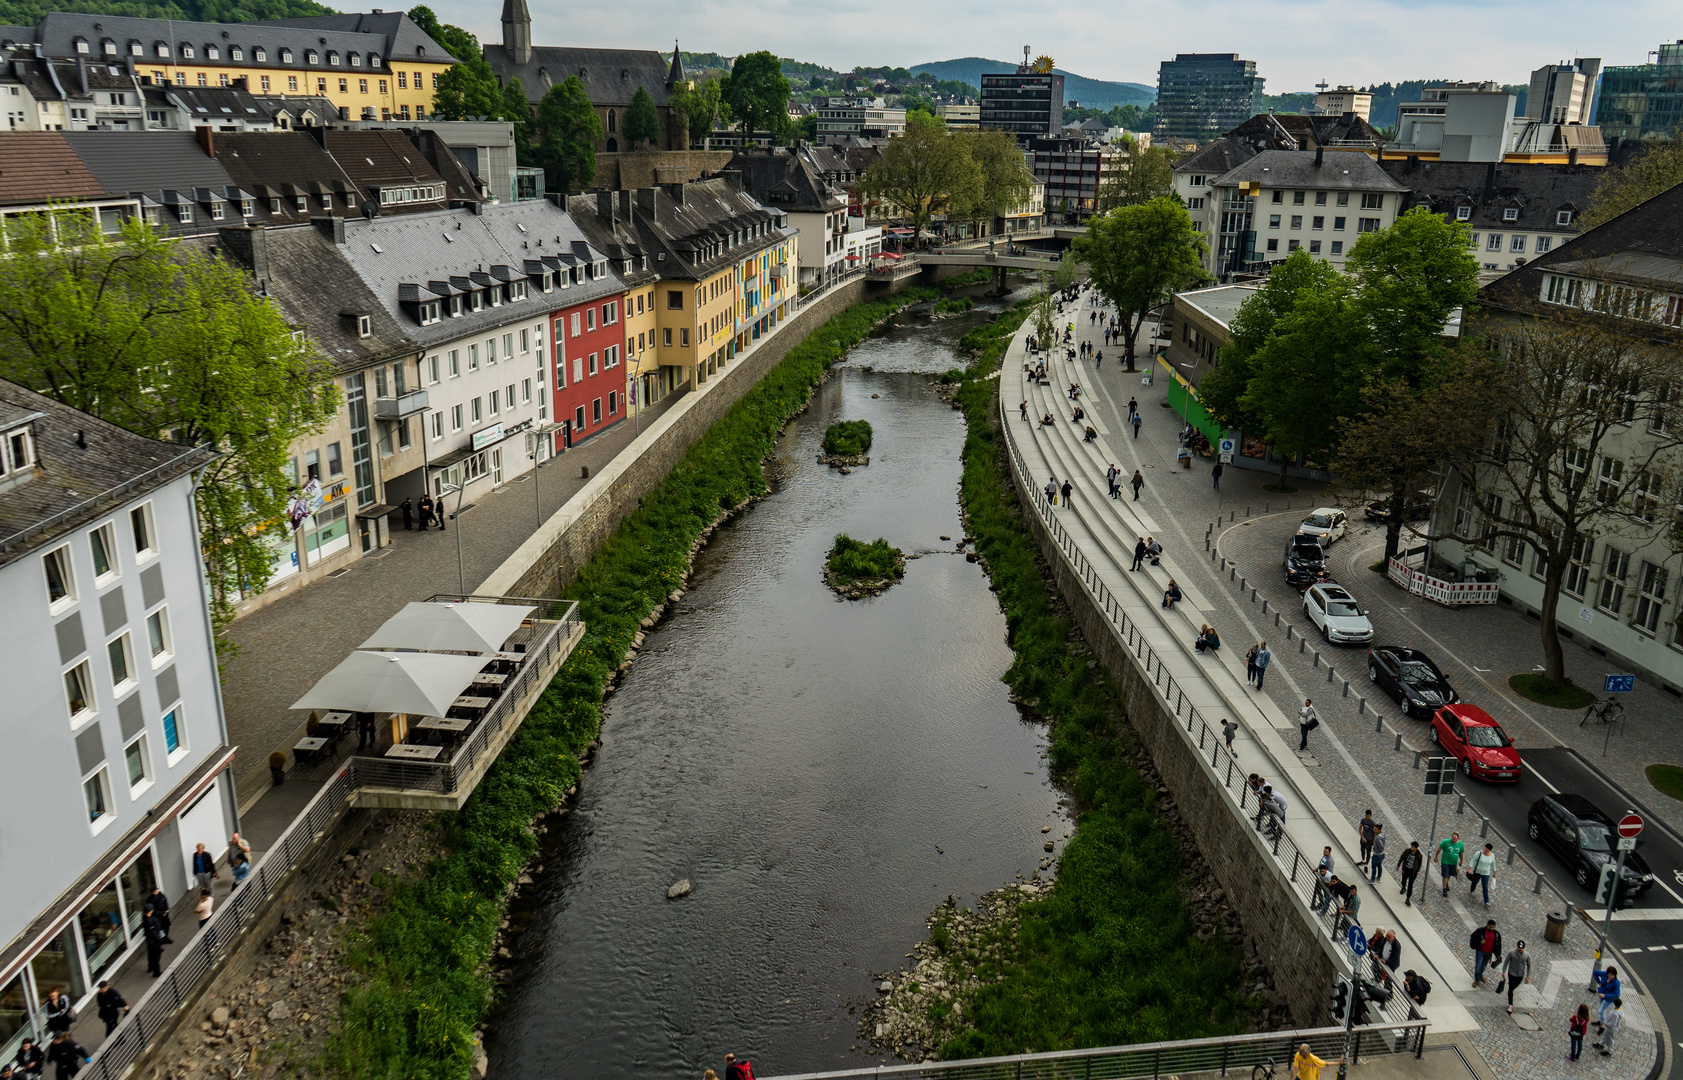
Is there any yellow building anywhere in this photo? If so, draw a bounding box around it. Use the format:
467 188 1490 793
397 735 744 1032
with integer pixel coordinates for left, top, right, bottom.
27 11 454 122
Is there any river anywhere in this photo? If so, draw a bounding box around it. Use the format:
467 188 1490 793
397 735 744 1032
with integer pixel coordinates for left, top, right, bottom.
487 288 1060 1078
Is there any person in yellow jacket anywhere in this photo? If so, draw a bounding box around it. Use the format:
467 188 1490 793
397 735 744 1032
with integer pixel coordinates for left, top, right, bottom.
1293 1044 1342 1080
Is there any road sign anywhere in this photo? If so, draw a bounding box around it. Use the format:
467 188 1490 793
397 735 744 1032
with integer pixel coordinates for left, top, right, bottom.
1605 674 1636 694
1219 438 1236 464
1619 813 1644 838
1424 756 1454 795
1619 836 1637 851
1348 926 1367 954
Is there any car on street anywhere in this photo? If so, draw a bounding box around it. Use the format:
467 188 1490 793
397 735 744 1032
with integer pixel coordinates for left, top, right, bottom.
1430 704 1522 782
1284 534 1329 589
1527 793 1656 899
1298 508 1348 545
1302 583 1374 644
1366 646 1457 717
1363 496 1431 524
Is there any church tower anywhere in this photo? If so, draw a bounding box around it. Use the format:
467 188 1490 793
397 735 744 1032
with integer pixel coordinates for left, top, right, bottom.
501 0 531 65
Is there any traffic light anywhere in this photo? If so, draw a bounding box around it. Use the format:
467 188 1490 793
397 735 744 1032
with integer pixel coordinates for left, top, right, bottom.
1596 863 1622 907
1330 975 1352 1024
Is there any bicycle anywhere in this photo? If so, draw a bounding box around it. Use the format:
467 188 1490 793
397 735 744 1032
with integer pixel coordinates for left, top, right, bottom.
1253 1058 1278 1080
1581 697 1625 727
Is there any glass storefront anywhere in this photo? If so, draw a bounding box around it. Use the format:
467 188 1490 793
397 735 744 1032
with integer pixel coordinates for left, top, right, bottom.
0 973 31 1065
77 881 126 981
119 849 158 939
29 923 85 1004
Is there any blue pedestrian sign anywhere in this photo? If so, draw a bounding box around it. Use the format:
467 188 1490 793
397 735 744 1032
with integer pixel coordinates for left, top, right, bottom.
1605 674 1636 694
1347 926 1367 955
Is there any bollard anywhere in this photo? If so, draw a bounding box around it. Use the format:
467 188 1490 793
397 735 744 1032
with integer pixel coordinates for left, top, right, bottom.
1286 624 1294 640
1229 511 1234 522
1480 817 1490 838
1413 750 1423 768
1342 679 1349 697
1299 636 1306 652
1327 664 1335 683
1358 697 1366 715
1274 611 1281 627
1533 871 1545 895
1263 598 1270 614
1205 536 1210 551
1395 731 1404 751
1457 794 1468 814
1251 587 1258 602
1230 566 1237 581
1240 576 1247 591
1246 505 1252 516
1265 501 1271 513
1312 650 1320 668
1374 711 1383 732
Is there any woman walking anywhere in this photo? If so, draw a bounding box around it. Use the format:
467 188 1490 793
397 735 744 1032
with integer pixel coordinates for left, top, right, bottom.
1496 940 1530 1013
1569 1003 1590 1061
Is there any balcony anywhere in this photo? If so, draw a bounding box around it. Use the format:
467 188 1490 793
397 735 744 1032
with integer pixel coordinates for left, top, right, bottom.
375 389 429 419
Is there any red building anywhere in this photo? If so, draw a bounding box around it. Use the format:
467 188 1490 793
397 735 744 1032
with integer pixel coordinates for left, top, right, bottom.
550 275 626 448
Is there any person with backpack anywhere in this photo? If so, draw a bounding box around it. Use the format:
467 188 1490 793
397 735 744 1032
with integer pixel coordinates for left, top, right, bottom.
724 1053 754 1080
1569 1003 1590 1061
1469 919 1502 986
1397 841 1424 905
1298 698 1318 751
1404 970 1431 1007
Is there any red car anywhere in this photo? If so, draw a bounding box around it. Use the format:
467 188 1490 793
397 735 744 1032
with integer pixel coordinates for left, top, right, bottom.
1430 704 1522 782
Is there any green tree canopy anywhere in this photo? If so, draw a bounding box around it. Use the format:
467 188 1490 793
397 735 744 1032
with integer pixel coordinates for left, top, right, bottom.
501 78 534 166
407 7 507 121
858 110 980 244
0 211 340 644
1096 138 1178 210
956 129 1032 227
536 76 602 193
624 85 662 149
1074 197 1209 371
1581 133 1683 231
671 76 729 144
722 50 793 139
1344 206 1479 383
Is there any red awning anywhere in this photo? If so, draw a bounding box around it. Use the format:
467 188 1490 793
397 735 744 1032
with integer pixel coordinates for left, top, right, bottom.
874 252 902 260
844 254 862 261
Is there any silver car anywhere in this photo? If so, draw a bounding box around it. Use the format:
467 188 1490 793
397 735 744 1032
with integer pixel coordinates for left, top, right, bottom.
1303 583 1373 644
1298 508 1348 545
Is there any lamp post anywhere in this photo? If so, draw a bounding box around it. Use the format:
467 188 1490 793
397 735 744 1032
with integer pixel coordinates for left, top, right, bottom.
439 481 465 596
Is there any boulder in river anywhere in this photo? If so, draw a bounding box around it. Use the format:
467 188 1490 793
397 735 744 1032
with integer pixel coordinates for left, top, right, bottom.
667 878 692 899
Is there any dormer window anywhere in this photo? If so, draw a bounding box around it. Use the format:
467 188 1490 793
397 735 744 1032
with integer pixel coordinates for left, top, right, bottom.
231 47 243 60
253 48 265 61
176 204 193 223
490 286 503 307
0 422 36 482
1557 209 1574 226
306 49 317 64
509 280 527 301
210 203 225 221
357 315 372 337
449 295 462 317
240 199 253 217
350 53 362 66
1502 207 1518 222
206 45 219 60
156 43 169 57
1456 206 1471 221
280 48 293 63
328 51 340 66
418 301 440 325
470 291 483 312
102 39 116 55
180 44 193 58
540 272 552 292
369 55 381 67
129 41 142 55
73 37 88 53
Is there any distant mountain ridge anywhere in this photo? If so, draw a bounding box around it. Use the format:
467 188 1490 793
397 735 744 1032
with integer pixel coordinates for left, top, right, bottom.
911 57 1155 108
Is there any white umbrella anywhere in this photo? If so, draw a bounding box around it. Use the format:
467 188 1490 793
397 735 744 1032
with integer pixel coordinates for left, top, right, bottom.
358 601 535 655
289 651 490 718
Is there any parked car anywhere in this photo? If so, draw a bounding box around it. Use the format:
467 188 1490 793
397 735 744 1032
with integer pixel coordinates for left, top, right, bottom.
1366 646 1457 717
1430 704 1522 782
1302 583 1373 644
1527 793 1655 899
1363 496 1430 524
1284 535 1329 589
1298 508 1348 545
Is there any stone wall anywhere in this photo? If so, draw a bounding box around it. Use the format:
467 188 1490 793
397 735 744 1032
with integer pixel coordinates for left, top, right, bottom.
589 150 735 190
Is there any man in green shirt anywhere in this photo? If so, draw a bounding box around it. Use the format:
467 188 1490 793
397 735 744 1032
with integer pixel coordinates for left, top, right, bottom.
1438 832 1464 897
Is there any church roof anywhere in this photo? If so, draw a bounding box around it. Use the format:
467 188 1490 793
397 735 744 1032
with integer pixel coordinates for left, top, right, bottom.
485 44 675 108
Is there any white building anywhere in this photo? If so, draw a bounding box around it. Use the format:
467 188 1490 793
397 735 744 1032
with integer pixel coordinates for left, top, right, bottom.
0 382 235 1059
1310 85 1372 121
1527 59 1600 125
1392 81 1608 164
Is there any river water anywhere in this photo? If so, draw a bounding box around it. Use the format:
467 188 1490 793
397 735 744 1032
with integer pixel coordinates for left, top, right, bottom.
488 290 1060 1079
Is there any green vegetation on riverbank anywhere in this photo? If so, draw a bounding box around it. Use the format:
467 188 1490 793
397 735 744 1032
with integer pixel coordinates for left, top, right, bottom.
938 266 1004 291
936 305 1249 1055
326 284 941 1080
825 534 904 585
822 419 873 456
935 296 976 314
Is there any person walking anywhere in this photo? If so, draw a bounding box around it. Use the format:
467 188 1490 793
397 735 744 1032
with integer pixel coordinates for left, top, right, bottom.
399 498 414 531
41 989 72 1035
417 494 435 530
1298 698 1317 751
1469 919 1502 986
1212 461 1223 490
1292 1043 1340 1080
1132 537 1147 571
1127 396 1138 418
142 906 165 976
1131 412 1142 439
1496 940 1530 1013
1594 998 1624 1057
146 885 172 943
1569 1003 1590 1061
1369 824 1387 882
435 494 448 530
1060 479 1073 507
227 833 251 869
1358 810 1377 863
1594 966 1621 1027
1130 469 1144 500
1045 477 1058 506
1437 831 1464 896
1222 718 1239 755
1397 841 1424 905
195 887 214 928
1019 400 1029 421
191 844 215 891
46 1032 87 1080
94 980 127 1035
1254 642 1272 689
1468 842 1497 906
1245 642 1260 686
1095 350 1103 368
15 1038 44 1079
1106 464 1120 498
357 712 375 751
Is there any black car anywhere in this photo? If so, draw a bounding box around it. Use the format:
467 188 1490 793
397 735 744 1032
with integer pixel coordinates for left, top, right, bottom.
1527 794 1655 902
1366 646 1457 718
1285 535 1328 589
1364 496 1430 523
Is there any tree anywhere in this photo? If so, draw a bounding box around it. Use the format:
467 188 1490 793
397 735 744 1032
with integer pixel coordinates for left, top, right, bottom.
1096 138 1177 210
0 210 340 646
407 7 504 121
671 76 729 145
1433 309 1683 685
722 50 792 140
795 112 819 142
956 129 1032 232
535 76 602 193
624 85 661 149
501 79 534 166
1581 133 1683 231
858 111 980 245
1074 197 1209 372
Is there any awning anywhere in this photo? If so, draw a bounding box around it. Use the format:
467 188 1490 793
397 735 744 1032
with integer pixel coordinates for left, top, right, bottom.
360 601 534 655
844 254 862 261
289 651 489 717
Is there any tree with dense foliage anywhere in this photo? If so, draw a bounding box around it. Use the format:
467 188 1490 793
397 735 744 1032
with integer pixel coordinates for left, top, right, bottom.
1074 197 1209 371
722 50 793 140
0 211 339 645
957 129 1033 231
1581 133 1683 230
859 110 981 245
407 8 506 122
501 79 534 167
671 76 729 145
623 85 662 149
535 76 602 193
1096 137 1177 210
1198 250 1340 433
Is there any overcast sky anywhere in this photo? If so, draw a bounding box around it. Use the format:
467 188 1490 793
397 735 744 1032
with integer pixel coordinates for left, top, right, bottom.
433 0 1678 92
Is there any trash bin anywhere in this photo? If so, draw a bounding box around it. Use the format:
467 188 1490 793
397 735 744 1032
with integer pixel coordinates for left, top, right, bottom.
1545 910 1569 944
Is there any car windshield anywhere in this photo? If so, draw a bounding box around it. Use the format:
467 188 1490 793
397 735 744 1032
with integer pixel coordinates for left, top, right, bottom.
1464 725 1510 748
1326 599 1365 617
1305 514 1332 528
1291 541 1323 560
1398 662 1438 685
1577 822 1612 852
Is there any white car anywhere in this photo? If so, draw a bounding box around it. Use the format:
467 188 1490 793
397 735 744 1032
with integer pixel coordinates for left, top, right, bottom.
1303 583 1374 645
1298 508 1348 545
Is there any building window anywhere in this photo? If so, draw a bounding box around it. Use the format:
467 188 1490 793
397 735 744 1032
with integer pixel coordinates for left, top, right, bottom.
1288 239 1300 252
1596 456 1624 503
1312 216 1324 230
502 332 514 357
1502 207 1518 222
451 404 462 431
288 75 298 91
398 71 407 88
1452 487 1475 538
593 397 602 423
1456 206 1471 221
1271 191 1283 204
1358 218 1380 233
522 378 532 404
162 706 184 755
146 607 172 664
1510 235 1526 253
1266 239 1278 252
108 632 135 690
1598 545 1630 614
379 79 387 94
1557 210 1574 226
1360 193 1383 210
1485 233 1503 251
448 349 460 376
667 290 683 310
124 733 152 793
1634 562 1669 635
359 79 368 93
1501 533 1526 568
1330 241 1343 255
90 523 119 583
1289 215 1302 230
663 327 673 346
471 397 482 423
680 328 690 346
431 412 443 440
468 344 479 370
44 544 76 607
1536 236 1553 254
1269 214 1280 228
488 389 499 416
84 767 112 827
1309 240 1322 254
1563 534 1593 598
260 75 270 91
1292 191 1305 205
64 659 94 721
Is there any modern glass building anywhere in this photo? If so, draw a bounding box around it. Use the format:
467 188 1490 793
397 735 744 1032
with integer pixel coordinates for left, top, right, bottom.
1596 40 1683 141
1155 53 1264 139
980 72 1065 142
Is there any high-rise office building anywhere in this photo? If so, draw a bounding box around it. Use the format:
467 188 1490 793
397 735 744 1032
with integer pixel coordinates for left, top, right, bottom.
1596 42 1683 141
979 47 1064 142
1527 58 1600 124
1154 53 1264 139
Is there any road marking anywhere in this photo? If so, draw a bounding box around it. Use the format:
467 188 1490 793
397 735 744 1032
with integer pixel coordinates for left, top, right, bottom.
1581 908 1683 920
1650 945 1672 950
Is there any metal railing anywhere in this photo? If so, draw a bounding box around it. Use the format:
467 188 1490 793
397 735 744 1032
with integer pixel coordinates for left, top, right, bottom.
998 384 1416 1026
78 764 359 1080
765 1022 1428 1079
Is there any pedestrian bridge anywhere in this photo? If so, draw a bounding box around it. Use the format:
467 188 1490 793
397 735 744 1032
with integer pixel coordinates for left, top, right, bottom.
918 251 1073 272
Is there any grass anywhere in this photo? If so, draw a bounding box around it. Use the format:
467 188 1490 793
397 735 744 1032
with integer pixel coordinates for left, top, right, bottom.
934 296 975 314
1509 672 1595 710
826 534 903 584
933 303 1249 1056
1647 764 1683 803
938 267 1000 291
324 285 941 1080
822 419 873 457
1369 559 1388 574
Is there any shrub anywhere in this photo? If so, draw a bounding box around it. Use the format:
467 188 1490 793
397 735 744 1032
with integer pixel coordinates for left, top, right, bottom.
822 419 873 456
934 296 975 314
826 534 903 583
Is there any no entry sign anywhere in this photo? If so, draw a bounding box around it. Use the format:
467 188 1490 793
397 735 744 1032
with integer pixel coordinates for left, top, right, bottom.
1618 813 1644 839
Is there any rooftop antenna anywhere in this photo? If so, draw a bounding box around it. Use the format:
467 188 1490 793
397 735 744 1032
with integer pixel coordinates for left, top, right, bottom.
1023 45 1031 73
1315 79 1330 94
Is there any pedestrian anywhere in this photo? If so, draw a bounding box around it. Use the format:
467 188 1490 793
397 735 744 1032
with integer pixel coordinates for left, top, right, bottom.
1298 698 1318 750
1594 998 1624 1057
1245 643 1260 685
1355 810 1376 861
356 712 375 751
1404 970 1431 1009
1437 831 1464 896
227 832 251 868
1369 824 1386 881
1253 642 1271 689
1468 842 1496 906
231 852 251 886
1132 537 1147 571
724 1053 750 1080
1496 940 1530 1013
194 887 213 929
1221 718 1239 755
1019 400 1028 420
417 494 435 529
1292 1043 1340 1080
1107 464 1120 498
42 988 72 1034
191 843 215 890
1095 350 1103 368
45 1032 86 1080
1127 396 1138 417
1130 469 1143 500
436 495 447 530
146 885 172 943
94 980 128 1035
1131 412 1142 439
399 497 413 530
1045 477 1058 506
1335 883 1361 938
1378 928 1402 974
1568 1003 1590 1060
1468 919 1502 986
1212 461 1223 490
142 906 165 976
15 1038 45 1079
1060 479 1073 506
1162 579 1182 609
1397 841 1423 905
1594 966 1621 1027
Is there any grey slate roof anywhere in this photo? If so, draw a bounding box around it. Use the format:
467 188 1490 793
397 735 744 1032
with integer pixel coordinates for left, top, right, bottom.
726 147 845 214
60 130 239 237
484 45 673 108
0 378 210 562
31 12 417 70
252 12 458 65
163 84 339 128
565 190 660 290
1379 159 1599 232
1174 136 1256 177
1211 150 1408 192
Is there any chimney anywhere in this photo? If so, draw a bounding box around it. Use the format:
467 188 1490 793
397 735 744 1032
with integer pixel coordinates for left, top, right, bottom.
194 125 214 157
664 182 686 206
312 215 345 245
219 225 268 290
1568 147 1579 165
636 187 658 216
1314 145 1323 168
596 188 616 225
617 188 632 220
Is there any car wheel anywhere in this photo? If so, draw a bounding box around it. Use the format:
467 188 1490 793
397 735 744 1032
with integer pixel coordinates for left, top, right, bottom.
1430 726 1440 744
1527 822 1541 841
1368 666 1379 683
1323 624 1332 643
1576 865 1591 888
1461 757 1472 776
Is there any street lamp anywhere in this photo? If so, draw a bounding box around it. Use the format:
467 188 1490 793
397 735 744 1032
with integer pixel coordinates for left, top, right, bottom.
526 424 558 531
438 481 466 596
